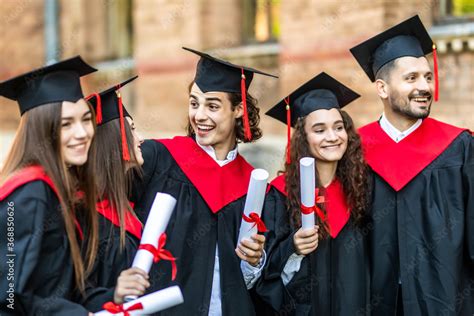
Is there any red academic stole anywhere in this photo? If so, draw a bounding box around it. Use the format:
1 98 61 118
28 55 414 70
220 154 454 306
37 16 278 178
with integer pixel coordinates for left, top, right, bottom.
157 136 254 213
96 199 142 239
0 165 84 239
270 174 350 238
359 117 467 192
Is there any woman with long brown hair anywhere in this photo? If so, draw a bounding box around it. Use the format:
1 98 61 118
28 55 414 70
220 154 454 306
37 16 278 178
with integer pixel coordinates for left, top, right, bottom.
258 72 371 315
81 76 150 311
0 56 99 315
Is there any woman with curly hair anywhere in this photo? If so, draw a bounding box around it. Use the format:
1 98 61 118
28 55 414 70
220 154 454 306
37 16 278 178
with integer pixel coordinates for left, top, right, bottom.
257 72 371 315
131 47 277 315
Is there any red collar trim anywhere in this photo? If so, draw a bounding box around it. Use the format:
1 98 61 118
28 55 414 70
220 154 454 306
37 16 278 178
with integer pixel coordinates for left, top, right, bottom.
359 118 466 191
324 179 350 238
270 174 287 196
156 136 254 213
0 165 84 240
96 199 142 239
270 174 349 238
0 165 59 200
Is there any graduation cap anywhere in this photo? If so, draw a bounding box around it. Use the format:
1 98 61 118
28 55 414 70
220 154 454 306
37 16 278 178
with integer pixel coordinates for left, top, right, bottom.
183 47 278 141
86 76 138 161
266 72 360 163
0 56 97 115
350 15 439 101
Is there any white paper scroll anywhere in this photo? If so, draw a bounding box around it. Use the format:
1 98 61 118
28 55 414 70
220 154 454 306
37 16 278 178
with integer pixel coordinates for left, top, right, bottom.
131 192 176 272
95 286 184 315
237 168 269 243
300 157 316 230
125 192 176 302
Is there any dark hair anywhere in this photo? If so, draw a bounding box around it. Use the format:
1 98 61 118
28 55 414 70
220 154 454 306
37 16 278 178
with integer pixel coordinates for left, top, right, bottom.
94 118 142 249
375 59 398 82
283 110 370 239
186 81 262 143
0 101 99 293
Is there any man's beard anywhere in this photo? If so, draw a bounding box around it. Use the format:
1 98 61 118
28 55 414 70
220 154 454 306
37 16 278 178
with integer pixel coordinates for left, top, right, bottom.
388 90 432 119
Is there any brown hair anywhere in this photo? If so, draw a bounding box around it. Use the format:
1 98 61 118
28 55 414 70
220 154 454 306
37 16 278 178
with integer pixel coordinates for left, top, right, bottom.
284 110 370 239
186 81 263 143
94 118 142 249
0 101 99 293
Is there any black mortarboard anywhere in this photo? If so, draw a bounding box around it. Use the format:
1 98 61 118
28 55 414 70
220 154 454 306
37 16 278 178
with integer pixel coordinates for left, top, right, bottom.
87 76 137 125
86 76 138 161
266 72 360 126
350 15 439 100
183 47 278 140
0 56 97 115
266 72 360 163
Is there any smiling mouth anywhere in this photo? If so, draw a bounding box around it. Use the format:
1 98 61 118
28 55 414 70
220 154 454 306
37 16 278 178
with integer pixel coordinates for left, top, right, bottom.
68 142 87 150
410 96 431 104
321 144 341 149
196 124 215 134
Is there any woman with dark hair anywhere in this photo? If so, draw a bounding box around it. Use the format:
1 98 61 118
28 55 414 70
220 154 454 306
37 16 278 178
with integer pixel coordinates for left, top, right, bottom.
131 47 277 315
258 72 371 315
0 56 99 315
80 76 150 311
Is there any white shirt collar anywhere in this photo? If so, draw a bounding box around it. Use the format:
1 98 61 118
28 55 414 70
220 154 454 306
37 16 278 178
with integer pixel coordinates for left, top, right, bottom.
196 142 238 166
379 113 423 143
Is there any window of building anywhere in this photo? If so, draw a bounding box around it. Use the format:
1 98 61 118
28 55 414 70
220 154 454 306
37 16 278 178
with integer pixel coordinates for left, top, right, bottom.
106 0 133 59
438 0 474 21
243 0 281 43
84 0 133 61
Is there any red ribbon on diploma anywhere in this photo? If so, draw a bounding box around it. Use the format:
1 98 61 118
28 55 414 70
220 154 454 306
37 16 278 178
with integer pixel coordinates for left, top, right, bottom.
300 188 326 221
138 233 177 280
242 212 268 233
103 301 144 315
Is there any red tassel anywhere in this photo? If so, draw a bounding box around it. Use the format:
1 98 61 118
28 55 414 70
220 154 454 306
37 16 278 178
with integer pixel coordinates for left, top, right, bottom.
85 93 102 124
241 68 252 141
432 44 439 102
117 88 130 161
285 96 291 164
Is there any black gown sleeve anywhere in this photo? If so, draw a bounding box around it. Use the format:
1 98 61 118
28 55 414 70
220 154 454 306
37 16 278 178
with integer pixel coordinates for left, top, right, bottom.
130 139 162 221
463 134 474 263
255 187 297 312
78 218 140 312
0 182 89 315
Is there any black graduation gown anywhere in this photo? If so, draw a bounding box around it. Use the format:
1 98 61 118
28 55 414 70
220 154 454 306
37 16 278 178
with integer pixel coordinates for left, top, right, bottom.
131 137 257 316
79 200 142 312
359 118 474 315
256 177 371 316
0 166 89 315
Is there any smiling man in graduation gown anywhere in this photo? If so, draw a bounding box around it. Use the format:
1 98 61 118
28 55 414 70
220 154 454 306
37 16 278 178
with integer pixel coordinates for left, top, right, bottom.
350 15 474 315
132 47 277 315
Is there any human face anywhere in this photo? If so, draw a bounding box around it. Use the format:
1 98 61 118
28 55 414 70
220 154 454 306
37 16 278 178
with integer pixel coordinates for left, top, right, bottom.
385 57 433 119
304 108 348 163
61 99 94 166
126 117 144 166
188 83 242 152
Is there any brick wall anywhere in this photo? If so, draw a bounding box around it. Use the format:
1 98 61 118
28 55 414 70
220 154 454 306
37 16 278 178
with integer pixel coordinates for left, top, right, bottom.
0 0 472 168
0 0 45 130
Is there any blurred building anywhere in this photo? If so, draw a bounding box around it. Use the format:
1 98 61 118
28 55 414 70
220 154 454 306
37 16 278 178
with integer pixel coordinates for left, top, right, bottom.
1 0 473 174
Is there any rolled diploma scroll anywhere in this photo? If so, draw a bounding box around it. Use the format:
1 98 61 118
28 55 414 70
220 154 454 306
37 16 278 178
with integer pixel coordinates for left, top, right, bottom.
300 157 315 230
237 168 269 243
95 286 184 315
125 192 176 301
